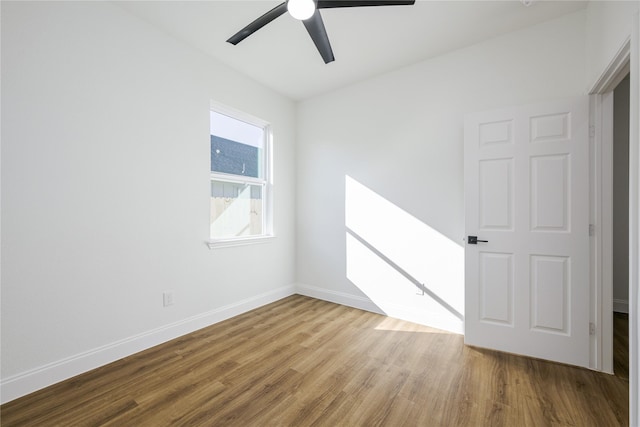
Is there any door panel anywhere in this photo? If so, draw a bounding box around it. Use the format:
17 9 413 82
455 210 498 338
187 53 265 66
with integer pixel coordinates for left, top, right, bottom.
479 159 514 230
464 97 589 367
531 154 569 231
479 252 513 325
530 112 570 143
530 255 569 334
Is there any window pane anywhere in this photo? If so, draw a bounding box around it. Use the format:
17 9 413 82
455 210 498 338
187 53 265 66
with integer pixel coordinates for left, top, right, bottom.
210 180 263 238
210 111 263 179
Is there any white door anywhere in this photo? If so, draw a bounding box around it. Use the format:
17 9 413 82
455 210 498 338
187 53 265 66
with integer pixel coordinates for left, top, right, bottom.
464 97 590 367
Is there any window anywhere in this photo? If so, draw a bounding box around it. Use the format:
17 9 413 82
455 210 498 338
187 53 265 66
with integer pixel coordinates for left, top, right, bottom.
209 103 272 246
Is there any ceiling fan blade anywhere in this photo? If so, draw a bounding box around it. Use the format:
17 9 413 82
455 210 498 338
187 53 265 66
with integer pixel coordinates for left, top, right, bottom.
227 2 288 45
303 11 335 64
317 0 415 9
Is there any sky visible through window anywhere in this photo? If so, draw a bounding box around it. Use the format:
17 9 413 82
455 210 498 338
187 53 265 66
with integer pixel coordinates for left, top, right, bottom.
210 110 263 149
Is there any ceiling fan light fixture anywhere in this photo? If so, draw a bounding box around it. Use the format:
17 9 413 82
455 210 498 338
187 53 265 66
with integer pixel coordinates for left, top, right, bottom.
227 0 416 63
287 0 315 21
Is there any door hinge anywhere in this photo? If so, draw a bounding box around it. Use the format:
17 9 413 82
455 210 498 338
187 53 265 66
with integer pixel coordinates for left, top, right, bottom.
589 224 595 236
589 322 596 336
589 125 596 138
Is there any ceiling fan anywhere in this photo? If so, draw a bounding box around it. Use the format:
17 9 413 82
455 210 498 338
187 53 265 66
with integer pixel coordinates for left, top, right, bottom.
227 0 416 64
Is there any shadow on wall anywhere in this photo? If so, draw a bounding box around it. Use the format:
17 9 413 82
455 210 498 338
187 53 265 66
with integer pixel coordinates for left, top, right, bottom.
345 176 465 334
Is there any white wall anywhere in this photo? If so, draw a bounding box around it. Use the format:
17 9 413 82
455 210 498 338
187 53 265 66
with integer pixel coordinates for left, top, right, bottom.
1 1 296 402
613 75 630 312
296 11 587 334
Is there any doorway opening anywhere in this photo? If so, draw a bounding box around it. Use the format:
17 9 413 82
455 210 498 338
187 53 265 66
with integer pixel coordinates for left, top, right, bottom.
612 73 630 380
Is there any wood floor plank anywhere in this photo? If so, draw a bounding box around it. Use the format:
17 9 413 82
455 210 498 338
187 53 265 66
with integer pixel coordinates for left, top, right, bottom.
614 312 630 381
1 295 629 426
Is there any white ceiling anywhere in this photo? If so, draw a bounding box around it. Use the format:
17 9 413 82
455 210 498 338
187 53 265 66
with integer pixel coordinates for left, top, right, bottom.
118 0 587 101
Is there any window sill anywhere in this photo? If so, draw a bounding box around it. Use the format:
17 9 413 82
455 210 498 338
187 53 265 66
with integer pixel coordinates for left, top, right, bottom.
206 235 275 249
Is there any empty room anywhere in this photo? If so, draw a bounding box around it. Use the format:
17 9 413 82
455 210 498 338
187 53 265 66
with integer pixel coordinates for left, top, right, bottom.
1 0 639 425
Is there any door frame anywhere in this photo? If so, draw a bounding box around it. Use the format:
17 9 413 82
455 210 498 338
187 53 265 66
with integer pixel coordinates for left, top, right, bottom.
590 12 639 425
590 89 615 374
589 36 628 373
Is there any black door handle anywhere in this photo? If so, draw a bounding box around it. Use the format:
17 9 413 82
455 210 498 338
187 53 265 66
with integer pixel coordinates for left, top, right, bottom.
468 235 488 245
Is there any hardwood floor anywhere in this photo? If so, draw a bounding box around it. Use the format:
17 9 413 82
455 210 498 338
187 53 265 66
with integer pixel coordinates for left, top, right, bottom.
614 311 629 381
1 295 629 426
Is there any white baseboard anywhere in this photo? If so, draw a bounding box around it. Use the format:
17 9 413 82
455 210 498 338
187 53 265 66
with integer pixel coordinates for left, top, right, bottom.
613 298 629 314
0 284 296 404
295 283 464 334
295 283 384 315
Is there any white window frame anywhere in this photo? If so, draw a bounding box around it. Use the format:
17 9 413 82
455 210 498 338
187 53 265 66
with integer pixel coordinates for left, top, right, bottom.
207 101 274 249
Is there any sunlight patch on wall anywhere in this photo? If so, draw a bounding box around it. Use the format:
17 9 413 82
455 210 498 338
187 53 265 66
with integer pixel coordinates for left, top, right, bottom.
345 175 464 334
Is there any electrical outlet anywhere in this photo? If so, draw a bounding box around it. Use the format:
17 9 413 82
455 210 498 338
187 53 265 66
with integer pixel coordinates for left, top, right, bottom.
163 291 174 307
